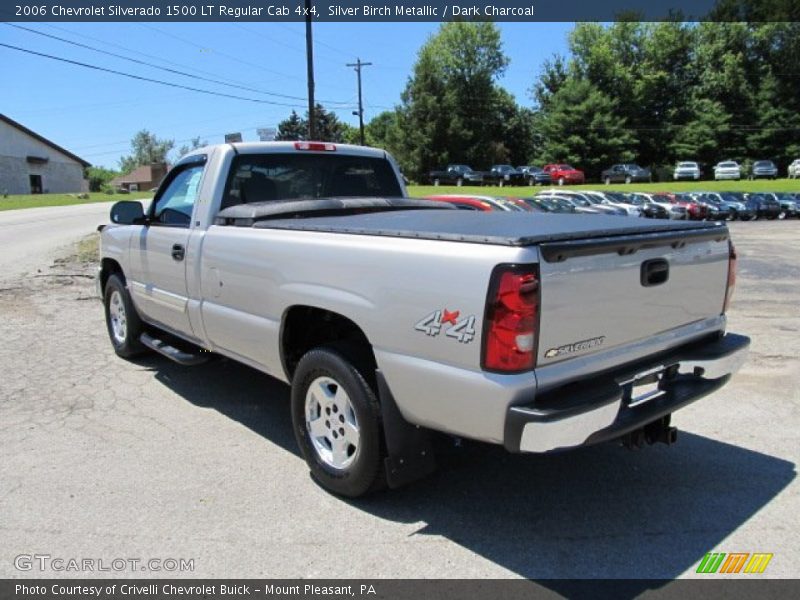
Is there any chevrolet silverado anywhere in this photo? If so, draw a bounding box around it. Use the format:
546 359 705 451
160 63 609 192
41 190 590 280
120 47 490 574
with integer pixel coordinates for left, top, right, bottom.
98 142 750 497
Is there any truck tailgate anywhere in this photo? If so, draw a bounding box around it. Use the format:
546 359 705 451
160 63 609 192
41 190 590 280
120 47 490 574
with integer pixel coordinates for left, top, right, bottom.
536 226 730 366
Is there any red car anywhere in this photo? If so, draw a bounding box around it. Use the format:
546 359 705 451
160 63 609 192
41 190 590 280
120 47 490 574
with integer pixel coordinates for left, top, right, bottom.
656 192 707 220
543 164 586 185
426 195 532 212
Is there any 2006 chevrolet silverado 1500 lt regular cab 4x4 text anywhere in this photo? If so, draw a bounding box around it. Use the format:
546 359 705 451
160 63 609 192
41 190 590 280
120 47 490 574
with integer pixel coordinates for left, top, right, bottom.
98 142 749 497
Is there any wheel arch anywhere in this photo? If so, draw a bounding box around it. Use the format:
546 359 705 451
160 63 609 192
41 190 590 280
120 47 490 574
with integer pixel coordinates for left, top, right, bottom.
99 258 125 293
280 305 376 383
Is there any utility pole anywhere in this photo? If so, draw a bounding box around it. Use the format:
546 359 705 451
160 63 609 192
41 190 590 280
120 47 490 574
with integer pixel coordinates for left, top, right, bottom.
305 0 316 140
346 58 372 146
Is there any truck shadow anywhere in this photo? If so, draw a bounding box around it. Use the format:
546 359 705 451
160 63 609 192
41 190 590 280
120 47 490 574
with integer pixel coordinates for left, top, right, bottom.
146 356 795 590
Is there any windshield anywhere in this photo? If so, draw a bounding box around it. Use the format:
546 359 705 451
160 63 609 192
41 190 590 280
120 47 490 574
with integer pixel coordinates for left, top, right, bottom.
718 162 737 168
678 162 697 168
559 165 575 170
754 161 773 167
222 153 403 208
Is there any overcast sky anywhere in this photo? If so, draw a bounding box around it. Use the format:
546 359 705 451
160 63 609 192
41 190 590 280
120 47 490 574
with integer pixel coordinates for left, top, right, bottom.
1 22 571 168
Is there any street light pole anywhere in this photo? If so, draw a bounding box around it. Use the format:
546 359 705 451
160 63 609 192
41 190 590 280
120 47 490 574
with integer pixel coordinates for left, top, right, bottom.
346 58 372 145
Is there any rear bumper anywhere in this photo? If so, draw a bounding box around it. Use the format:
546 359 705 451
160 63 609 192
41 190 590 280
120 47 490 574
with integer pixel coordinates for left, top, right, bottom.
504 333 750 453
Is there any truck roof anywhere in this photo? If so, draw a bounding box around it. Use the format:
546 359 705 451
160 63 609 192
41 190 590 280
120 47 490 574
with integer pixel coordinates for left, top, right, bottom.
189 141 388 159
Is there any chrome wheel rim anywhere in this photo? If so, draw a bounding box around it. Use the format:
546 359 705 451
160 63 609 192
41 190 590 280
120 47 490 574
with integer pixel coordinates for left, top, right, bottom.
109 290 127 344
305 376 360 470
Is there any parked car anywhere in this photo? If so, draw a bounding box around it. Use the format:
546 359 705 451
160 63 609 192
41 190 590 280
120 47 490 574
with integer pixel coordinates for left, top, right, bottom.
426 194 525 212
713 161 742 181
750 160 778 180
646 193 689 220
429 164 484 186
484 165 527 187
517 166 552 186
601 164 652 184
673 161 702 181
620 193 669 219
788 159 800 179
582 190 642 216
535 192 603 214
689 194 731 221
762 192 799 219
519 196 576 213
699 192 754 221
543 164 585 185
550 190 627 216
744 193 781 219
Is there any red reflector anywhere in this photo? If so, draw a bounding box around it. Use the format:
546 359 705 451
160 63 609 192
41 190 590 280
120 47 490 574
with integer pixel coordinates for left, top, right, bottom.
723 241 737 313
482 266 540 372
294 141 336 152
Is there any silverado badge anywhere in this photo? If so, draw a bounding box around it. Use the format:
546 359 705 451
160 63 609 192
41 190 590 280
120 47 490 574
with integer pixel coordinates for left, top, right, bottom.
545 336 606 359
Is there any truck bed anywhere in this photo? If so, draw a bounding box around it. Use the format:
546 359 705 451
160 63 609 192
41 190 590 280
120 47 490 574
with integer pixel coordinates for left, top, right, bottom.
252 208 728 251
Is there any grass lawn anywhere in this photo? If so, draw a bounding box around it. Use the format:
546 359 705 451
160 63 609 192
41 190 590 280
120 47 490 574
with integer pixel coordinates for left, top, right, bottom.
0 192 153 212
2 178 798 212
408 178 800 198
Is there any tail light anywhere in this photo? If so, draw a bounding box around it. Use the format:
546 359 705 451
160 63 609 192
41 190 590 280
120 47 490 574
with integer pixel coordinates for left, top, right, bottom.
482 265 540 372
723 240 737 313
294 142 336 152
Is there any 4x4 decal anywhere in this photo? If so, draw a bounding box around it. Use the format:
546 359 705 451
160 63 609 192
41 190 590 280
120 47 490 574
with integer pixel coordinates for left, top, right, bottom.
415 309 476 344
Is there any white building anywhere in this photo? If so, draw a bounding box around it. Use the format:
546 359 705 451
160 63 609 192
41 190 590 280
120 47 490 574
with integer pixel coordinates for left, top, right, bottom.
0 114 89 195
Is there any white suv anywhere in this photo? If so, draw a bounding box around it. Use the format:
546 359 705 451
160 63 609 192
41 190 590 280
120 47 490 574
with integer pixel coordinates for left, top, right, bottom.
674 161 701 180
714 161 742 181
788 159 800 179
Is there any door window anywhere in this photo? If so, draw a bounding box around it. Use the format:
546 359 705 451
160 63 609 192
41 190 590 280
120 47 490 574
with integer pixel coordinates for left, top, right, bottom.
152 165 204 227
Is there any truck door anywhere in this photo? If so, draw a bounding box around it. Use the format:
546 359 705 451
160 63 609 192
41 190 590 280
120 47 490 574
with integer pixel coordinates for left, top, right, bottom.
129 157 206 338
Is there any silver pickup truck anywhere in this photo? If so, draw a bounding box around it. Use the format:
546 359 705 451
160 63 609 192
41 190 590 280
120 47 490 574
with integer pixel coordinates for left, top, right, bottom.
99 142 749 497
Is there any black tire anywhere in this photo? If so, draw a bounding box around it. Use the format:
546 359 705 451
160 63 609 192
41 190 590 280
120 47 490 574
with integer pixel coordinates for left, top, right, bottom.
291 346 385 498
103 273 147 358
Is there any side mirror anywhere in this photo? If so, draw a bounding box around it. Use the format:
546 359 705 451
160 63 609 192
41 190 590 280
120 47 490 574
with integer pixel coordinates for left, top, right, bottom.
110 200 146 225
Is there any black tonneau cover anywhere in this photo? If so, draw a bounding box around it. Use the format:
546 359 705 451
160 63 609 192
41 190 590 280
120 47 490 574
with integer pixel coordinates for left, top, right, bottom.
251 209 728 253
215 197 451 227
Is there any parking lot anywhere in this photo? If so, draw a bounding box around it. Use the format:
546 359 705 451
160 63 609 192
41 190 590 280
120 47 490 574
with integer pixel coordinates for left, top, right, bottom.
0 218 797 585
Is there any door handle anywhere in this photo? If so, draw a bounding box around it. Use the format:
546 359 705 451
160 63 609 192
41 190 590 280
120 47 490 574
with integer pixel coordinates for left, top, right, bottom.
641 258 669 287
171 243 185 261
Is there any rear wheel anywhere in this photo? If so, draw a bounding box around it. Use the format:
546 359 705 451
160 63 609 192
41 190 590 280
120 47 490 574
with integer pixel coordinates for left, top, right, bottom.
104 273 147 358
291 346 385 498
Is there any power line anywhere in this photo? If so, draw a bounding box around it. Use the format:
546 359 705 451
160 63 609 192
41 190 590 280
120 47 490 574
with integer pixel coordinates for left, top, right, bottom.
0 42 314 108
4 23 333 104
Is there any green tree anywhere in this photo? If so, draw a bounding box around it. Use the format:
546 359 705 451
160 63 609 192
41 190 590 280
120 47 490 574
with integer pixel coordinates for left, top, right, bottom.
395 22 511 180
177 136 206 158
536 79 637 179
85 166 119 192
119 130 174 173
670 97 732 167
276 110 306 141
276 105 349 143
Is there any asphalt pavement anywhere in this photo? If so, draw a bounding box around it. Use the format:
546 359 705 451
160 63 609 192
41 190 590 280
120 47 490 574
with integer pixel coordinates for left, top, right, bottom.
0 211 797 585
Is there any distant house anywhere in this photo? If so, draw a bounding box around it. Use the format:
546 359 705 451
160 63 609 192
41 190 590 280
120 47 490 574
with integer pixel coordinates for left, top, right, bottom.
0 114 90 195
111 163 168 192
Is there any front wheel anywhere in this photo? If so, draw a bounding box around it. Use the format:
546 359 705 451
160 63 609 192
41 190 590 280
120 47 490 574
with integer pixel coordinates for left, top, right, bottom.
291 346 385 498
104 273 147 358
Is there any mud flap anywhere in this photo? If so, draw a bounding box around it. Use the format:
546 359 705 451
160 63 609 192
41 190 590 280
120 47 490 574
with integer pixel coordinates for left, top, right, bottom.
376 370 436 488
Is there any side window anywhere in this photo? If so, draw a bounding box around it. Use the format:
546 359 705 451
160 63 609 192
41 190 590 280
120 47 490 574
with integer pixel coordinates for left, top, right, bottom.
152 165 205 227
